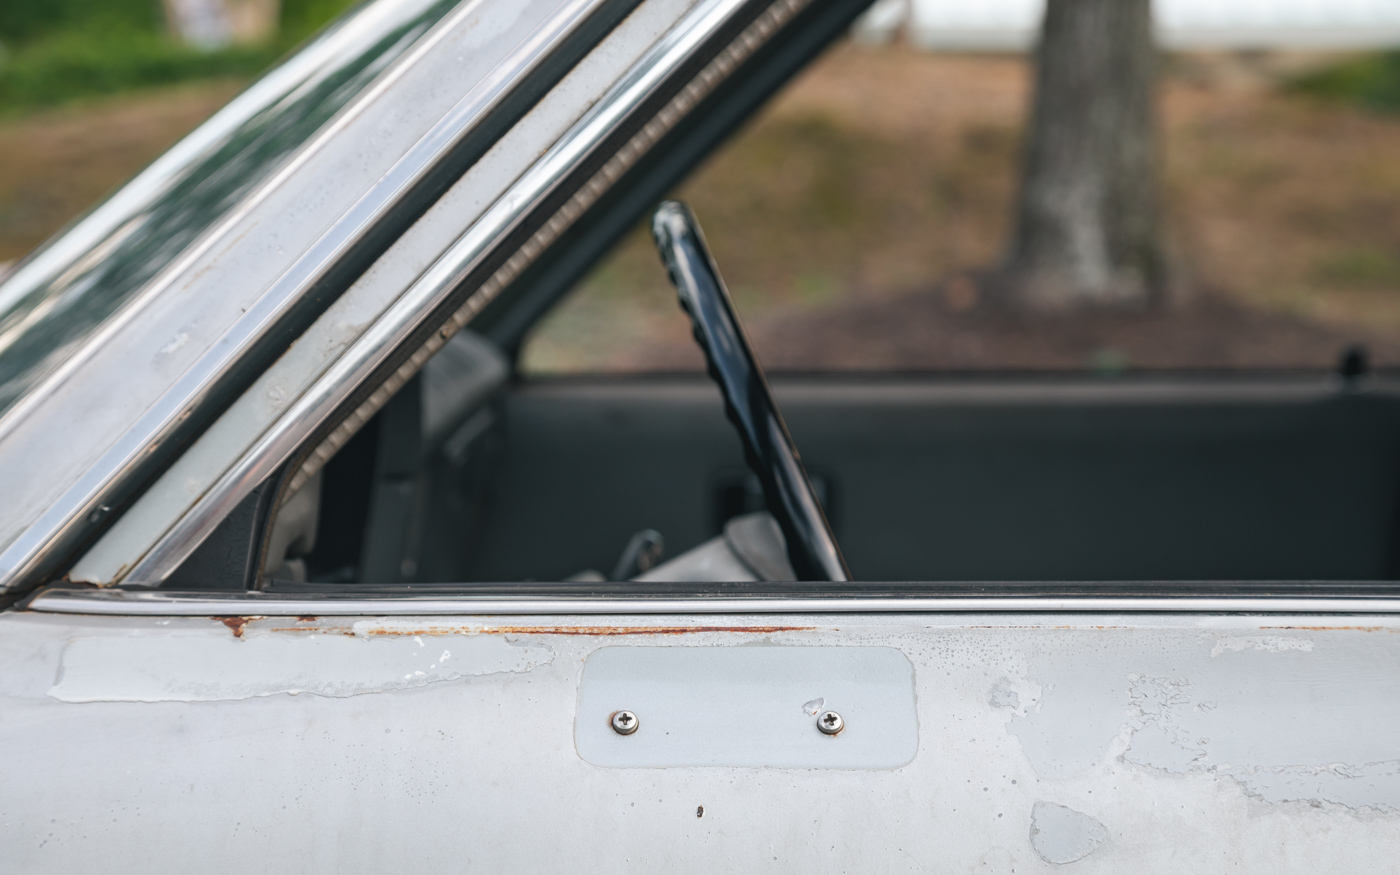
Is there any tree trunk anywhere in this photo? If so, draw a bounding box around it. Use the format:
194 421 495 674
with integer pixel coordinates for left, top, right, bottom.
999 0 1166 311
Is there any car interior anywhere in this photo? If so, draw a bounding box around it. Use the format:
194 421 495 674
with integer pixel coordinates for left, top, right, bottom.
269 335 1399 586
167 232 1400 591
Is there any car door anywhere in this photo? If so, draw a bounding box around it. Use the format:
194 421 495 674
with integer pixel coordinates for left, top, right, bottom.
7 590 1400 871
3 0 1400 870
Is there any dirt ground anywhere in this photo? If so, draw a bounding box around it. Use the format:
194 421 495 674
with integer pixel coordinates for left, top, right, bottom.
0 80 244 267
1 45 1398 373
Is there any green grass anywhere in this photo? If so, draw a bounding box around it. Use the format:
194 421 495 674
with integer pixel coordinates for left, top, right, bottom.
0 0 358 115
0 33 278 112
1312 247 1400 286
1290 52 1400 114
0 0 164 45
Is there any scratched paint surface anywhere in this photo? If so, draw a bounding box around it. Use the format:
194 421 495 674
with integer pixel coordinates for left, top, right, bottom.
2 611 1398 872
49 632 552 701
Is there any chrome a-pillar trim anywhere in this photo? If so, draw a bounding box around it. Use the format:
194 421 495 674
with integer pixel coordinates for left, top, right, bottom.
20 586 1400 616
118 0 817 586
0 0 631 594
0 0 456 438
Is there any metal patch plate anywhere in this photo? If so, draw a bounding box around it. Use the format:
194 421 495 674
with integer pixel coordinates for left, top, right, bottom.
575 645 917 769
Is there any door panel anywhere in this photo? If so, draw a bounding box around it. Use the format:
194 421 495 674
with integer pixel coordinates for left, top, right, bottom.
465 376 1400 581
4 609 1398 872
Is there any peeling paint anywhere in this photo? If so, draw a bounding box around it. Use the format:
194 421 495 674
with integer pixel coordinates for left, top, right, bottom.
1008 630 1400 811
1029 801 1107 864
987 679 1021 709
1122 674 1207 772
1210 635 1314 657
48 632 552 702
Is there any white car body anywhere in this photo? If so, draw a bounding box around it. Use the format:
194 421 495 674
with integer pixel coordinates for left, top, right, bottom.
1 0 1397 870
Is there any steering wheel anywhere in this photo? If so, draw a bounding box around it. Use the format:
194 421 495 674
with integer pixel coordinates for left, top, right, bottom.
651 201 850 582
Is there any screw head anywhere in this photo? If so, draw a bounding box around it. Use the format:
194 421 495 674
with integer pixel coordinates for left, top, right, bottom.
611 710 639 735
817 710 844 735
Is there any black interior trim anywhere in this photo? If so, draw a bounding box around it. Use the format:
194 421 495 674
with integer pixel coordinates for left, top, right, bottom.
163 478 281 591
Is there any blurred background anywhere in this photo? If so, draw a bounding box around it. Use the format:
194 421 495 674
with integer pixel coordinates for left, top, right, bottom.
3 0 1400 373
0 0 356 269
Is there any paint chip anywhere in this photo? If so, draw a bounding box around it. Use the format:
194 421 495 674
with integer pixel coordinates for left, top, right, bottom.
1210 635 1313 657
1029 801 1107 864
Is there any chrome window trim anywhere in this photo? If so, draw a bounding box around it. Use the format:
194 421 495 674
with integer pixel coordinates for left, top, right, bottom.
0 0 452 433
0 0 634 594
21 586 1400 616
67 0 703 587
278 0 816 503
115 0 816 586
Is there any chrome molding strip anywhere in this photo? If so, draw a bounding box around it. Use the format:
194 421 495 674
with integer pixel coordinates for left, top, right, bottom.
0 0 451 437
0 0 613 594
123 0 811 585
21 587 1400 616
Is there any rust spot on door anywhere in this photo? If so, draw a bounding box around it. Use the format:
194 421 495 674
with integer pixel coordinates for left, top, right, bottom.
216 616 252 637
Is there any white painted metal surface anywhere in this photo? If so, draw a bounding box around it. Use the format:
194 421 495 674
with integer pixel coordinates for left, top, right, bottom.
4 609 1398 871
